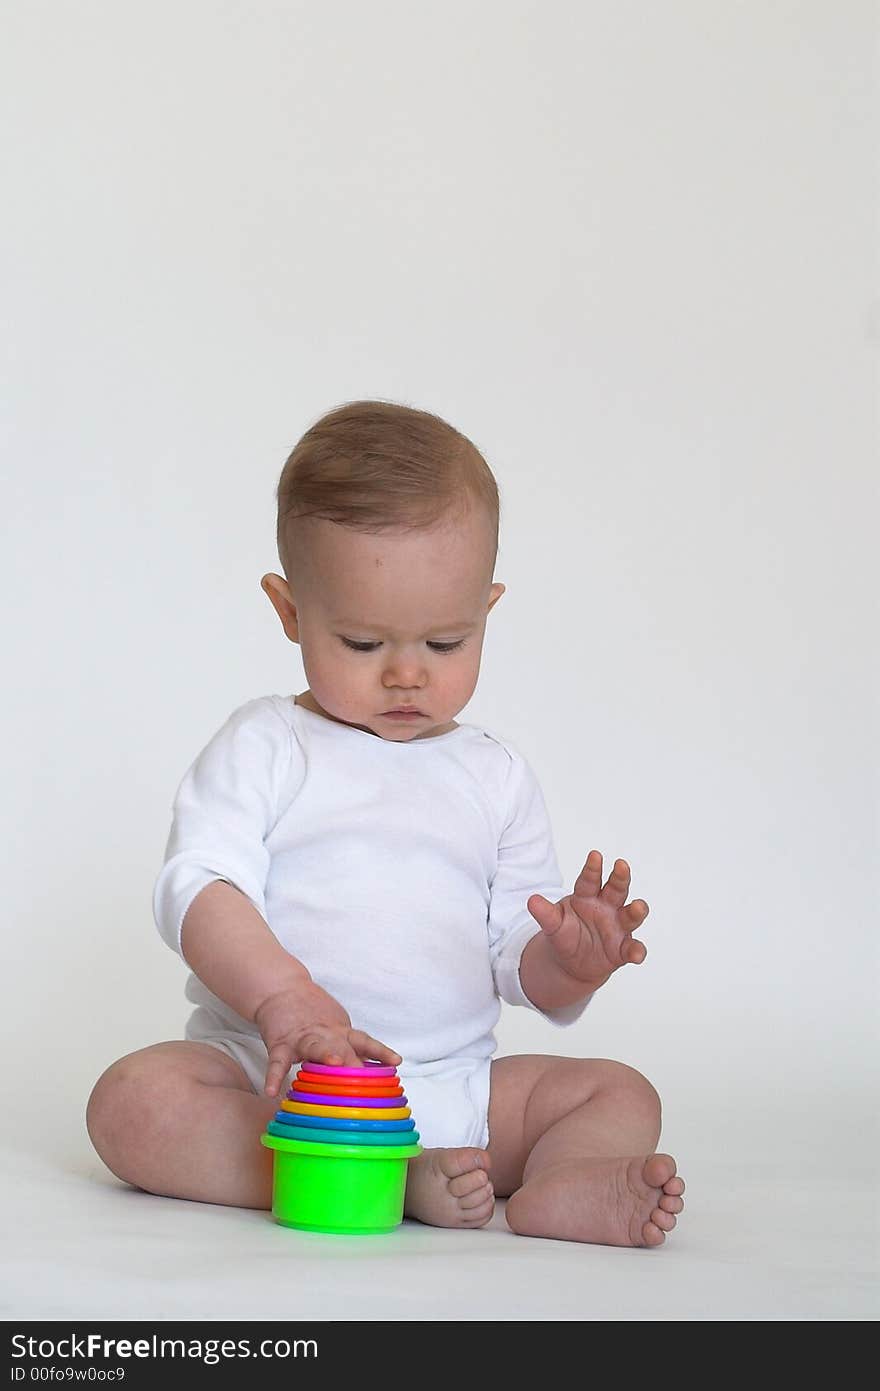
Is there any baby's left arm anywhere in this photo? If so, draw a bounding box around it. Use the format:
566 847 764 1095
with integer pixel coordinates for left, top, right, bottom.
520 849 649 1010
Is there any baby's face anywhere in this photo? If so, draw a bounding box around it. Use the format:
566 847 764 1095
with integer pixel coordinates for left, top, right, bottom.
262 508 504 741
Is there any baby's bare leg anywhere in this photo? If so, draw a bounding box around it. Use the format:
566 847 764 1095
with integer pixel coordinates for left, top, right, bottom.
487 1055 685 1247
86 1041 278 1208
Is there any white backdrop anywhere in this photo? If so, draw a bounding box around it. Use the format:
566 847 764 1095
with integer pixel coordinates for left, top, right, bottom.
2 2 876 1182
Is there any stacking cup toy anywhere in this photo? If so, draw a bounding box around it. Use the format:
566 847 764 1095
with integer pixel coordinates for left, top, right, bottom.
261 1061 421 1233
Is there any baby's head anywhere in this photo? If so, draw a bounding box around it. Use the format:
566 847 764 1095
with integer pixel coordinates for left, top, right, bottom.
261 400 505 742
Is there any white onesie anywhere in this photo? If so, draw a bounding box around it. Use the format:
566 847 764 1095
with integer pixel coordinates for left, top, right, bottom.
152 696 589 1148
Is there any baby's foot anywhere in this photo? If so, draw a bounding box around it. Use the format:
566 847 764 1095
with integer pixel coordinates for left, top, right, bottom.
404 1147 494 1229
505 1153 685 1247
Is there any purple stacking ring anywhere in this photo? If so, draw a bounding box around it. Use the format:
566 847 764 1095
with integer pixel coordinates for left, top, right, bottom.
286 1089 408 1108
301 1062 398 1079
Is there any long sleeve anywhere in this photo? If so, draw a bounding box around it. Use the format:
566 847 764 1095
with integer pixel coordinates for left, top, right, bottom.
152 698 293 957
488 745 591 1028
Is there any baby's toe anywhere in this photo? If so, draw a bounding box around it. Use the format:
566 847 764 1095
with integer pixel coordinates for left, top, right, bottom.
658 1193 683 1214
461 1194 495 1226
663 1175 685 1197
643 1153 677 1188
651 1207 676 1232
641 1220 666 1247
449 1169 491 1199
436 1147 489 1182
458 1181 494 1210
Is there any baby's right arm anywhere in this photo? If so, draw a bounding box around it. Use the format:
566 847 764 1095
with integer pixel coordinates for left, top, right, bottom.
180 880 402 1096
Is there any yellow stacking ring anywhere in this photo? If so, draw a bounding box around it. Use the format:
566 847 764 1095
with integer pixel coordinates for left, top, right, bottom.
280 1100 412 1120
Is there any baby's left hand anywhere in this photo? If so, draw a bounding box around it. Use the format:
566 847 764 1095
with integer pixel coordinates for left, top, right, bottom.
527 850 649 993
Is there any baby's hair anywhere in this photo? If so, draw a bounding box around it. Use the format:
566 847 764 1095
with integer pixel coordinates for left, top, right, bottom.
274 399 499 583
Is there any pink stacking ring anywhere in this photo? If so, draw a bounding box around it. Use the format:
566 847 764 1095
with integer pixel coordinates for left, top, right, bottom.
302 1062 398 1079
286 1089 408 1108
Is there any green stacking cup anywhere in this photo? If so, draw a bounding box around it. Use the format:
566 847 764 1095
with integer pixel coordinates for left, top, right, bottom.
261 1130 422 1234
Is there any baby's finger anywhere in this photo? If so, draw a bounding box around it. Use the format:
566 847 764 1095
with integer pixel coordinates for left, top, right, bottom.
347 1030 403 1066
264 1045 294 1097
624 937 647 965
572 849 603 901
600 858 631 910
294 1027 354 1068
622 899 650 932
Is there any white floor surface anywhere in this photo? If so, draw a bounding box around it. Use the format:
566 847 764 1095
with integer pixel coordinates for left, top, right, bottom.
2 1092 875 1322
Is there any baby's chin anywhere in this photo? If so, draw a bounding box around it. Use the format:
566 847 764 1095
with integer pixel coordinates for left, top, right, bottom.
366 713 458 741
372 718 449 741
299 695 457 740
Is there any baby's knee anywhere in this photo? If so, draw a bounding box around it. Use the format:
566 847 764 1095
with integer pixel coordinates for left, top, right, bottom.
86 1051 186 1175
86 1058 133 1177
593 1060 662 1125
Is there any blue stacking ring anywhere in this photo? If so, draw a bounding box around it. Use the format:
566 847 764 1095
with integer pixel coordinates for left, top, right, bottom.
272 1110 415 1133
266 1120 421 1146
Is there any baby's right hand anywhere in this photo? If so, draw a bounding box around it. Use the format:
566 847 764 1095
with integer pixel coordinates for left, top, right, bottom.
253 977 402 1098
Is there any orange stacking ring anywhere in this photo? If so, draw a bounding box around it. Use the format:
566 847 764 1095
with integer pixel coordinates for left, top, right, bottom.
296 1069 400 1089
292 1080 403 1098
280 1100 412 1120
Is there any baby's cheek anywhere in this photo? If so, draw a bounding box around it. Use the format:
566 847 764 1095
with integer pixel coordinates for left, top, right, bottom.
452 657 481 699
306 655 358 711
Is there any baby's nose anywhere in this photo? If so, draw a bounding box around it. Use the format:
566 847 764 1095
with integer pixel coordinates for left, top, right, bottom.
383 658 427 685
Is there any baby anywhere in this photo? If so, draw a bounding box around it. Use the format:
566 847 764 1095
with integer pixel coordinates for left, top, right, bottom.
87 400 685 1246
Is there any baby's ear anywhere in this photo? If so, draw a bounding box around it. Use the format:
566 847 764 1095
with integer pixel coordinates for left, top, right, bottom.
487 582 506 612
261 573 300 643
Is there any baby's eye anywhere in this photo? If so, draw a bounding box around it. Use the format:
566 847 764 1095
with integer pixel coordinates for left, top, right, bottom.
340 638 466 654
